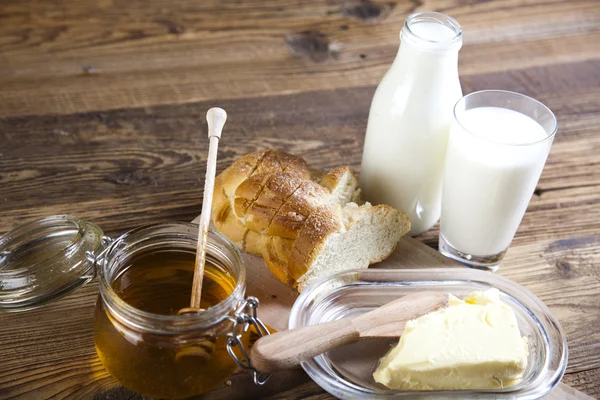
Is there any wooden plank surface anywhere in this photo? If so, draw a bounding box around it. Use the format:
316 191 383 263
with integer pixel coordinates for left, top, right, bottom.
1 0 599 399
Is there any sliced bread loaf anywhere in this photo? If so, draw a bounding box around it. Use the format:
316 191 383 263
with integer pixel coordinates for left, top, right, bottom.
211 149 410 292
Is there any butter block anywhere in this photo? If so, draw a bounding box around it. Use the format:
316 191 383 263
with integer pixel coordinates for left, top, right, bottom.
373 289 528 390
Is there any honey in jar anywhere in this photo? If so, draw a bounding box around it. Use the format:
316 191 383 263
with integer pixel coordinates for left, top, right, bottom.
93 223 249 399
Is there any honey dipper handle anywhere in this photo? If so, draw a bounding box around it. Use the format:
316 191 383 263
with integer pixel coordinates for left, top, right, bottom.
250 318 360 373
190 108 227 309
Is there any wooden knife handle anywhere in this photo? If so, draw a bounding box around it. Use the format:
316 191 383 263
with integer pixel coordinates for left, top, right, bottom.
250 318 360 373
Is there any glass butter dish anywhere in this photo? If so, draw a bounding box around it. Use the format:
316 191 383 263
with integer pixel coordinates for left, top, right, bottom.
289 268 567 399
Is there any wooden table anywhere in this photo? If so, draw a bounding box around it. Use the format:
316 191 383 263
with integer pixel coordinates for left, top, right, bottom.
1 0 599 399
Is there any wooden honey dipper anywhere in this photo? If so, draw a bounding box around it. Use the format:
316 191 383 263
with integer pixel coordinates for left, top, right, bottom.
176 107 227 360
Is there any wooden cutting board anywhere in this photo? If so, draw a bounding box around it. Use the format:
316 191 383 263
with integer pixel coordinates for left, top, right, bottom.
193 217 591 399
194 210 459 332
238 235 459 332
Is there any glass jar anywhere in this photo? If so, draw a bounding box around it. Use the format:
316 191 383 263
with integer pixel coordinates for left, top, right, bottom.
0 216 270 399
95 222 248 398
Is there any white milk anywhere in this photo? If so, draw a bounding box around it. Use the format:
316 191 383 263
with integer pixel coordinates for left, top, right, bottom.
441 107 552 256
360 13 463 236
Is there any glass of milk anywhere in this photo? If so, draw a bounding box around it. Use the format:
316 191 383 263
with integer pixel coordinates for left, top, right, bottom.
440 90 557 270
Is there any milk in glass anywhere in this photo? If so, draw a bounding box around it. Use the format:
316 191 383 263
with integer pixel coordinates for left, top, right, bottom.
441 106 554 258
360 12 463 236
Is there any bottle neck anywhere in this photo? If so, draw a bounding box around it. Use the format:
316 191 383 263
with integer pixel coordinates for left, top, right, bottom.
393 40 460 69
399 12 463 55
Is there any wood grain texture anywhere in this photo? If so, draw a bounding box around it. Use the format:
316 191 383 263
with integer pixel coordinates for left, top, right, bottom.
1 0 599 398
0 0 599 117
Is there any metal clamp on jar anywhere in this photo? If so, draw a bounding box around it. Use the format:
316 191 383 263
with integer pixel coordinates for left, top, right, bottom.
0 215 271 399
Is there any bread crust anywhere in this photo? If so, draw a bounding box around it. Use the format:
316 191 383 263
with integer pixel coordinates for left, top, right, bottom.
263 236 294 284
287 204 342 280
233 152 310 220
246 172 307 234
320 166 350 191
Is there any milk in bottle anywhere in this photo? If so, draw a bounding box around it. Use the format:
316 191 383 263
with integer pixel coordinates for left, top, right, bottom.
360 12 463 236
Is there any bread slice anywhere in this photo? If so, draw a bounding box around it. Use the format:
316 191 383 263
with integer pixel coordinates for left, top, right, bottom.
233 152 309 220
213 201 247 248
213 149 309 251
320 166 361 205
291 202 410 292
212 150 271 249
267 180 330 239
263 236 294 284
264 167 362 239
212 151 264 226
245 172 306 235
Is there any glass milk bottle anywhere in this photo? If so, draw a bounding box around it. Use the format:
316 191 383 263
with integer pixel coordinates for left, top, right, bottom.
360 12 463 236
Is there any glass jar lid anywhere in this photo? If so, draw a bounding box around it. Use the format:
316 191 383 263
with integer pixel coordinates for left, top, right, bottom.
0 215 106 312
